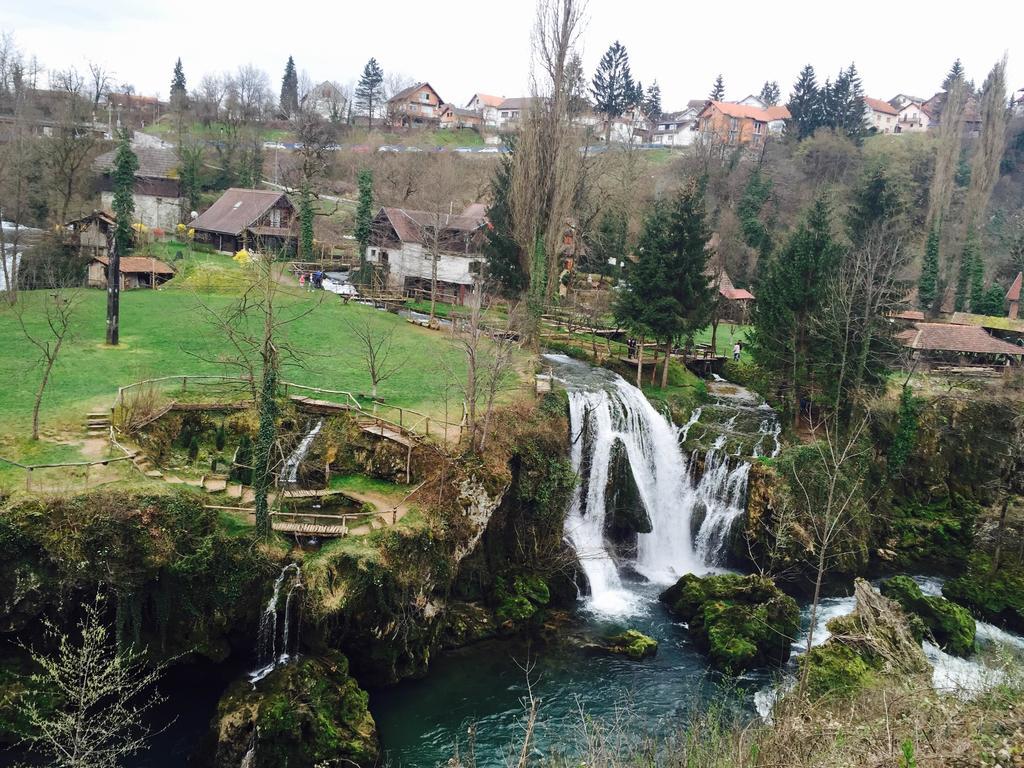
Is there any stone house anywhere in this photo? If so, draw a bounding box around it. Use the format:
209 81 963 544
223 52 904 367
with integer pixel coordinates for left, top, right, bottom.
94 140 183 231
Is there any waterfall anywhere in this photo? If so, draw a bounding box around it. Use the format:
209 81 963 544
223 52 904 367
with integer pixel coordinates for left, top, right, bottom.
692 451 752 566
282 419 323 484
250 563 302 683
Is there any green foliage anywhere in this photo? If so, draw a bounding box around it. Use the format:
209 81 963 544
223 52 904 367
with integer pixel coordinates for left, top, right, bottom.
231 433 253 484
737 169 773 255
660 573 799 674
170 58 187 109
591 41 638 125
918 223 940 310
214 422 226 451
355 58 385 128
187 434 200 463
900 740 917 768
975 284 1006 317
788 64 820 140
583 208 628 276
709 74 725 101
880 575 976 656
279 55 299 116
944 554 1024 633
354 168 374 281
955 228 980 312
482 144 526 296
111 132 139 253
298 182 315 260
614 182 715 350
885 494 977 570
495 574 550 623
888 385 920 474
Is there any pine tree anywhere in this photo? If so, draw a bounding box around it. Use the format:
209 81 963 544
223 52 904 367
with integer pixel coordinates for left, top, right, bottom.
483 146 526 296
759 80 781 106
298 182 314 260
591 41 636 141
788 65 820 139
709 74 725 101
955 228 979 311
918 223 940 311
738 169 774 254
111 131 138 254
943 58 966 90
355 58 385 130
586 209 628 275
170 58 187 111
354 168 374 281
839 63 867 142
280 55 299 116
969 241 986 312
644 81 662 119
976 284 1006 316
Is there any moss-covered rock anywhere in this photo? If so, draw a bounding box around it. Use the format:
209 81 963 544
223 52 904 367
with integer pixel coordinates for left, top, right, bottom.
801 579 929 700
659 573 799 673
601 629 658 659
210 651 378 768
440 602 497 648
604 441 651 553
880 576 975 656
495 574 551 625
943 555 1024 634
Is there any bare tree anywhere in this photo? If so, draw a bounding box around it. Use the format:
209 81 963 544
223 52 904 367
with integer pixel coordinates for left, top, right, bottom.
0 111 36 303
234 64 272 122
18 592 169 768
87 61 112 111
13 281 83 440
195 73 225 125
346 316 405 399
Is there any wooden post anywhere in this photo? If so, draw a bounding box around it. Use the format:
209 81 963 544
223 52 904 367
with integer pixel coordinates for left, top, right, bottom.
425 417 430 437
182 376 188 393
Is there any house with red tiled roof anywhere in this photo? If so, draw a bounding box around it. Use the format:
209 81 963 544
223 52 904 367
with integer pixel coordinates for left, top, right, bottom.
87 254 175 290
387 82 444 128
897 321 1024 369
466 93 504 127
365 205 487 303
696 101 791 148
864 97 899 134
1008 272 1022 320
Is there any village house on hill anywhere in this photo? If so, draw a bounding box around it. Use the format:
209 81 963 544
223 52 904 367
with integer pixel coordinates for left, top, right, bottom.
94 140 183 231
365 204 487 303
387 82 444 128
651 108 699 146
864 97 899 134
189 188 297 255
465 93 504 127
439 104 483 130
696 101 790 148
304 81 347 121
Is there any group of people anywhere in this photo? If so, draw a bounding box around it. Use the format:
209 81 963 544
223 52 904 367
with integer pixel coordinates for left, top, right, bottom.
297 271 324 291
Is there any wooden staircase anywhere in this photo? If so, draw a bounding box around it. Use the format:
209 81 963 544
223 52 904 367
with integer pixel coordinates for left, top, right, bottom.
85 412 111 438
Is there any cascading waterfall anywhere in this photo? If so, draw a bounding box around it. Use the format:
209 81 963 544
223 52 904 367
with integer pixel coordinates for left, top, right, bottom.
692 451 752 566
250 563 302 683
282 419 323 485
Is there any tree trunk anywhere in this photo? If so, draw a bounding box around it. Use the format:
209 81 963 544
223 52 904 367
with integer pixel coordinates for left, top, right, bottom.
32 353 59 441
635 336 644 389
661 339 672 388
991 493 1010 574
799 544 829 699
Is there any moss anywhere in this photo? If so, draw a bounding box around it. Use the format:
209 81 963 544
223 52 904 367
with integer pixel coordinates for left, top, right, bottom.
495 574 551 624
880 576 976 657
944 555 1024 634
802 643 875 699
659 573 799 673
603 629 658 659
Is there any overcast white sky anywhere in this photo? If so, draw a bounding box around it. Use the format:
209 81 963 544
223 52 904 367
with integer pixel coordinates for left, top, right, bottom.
4 0 1020 108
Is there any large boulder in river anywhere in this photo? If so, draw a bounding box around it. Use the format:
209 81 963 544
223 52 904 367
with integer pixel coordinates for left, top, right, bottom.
210 651 379 768
659 573 799 674
604 440 652 551
880 575 975 656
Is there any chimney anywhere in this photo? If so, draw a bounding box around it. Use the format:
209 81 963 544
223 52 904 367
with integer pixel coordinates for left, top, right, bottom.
1007 271 1022 321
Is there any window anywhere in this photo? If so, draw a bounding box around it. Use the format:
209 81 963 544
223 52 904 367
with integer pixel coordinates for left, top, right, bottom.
468 261 481 275
269 208 281 228
501 111 509 117
421 91 430 102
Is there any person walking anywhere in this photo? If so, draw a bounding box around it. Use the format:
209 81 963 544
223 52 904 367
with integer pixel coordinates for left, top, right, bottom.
298 272 306 291
732 342 741 361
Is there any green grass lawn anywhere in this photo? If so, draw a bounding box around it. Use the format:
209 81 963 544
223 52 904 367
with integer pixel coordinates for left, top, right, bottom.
328 473 409 499
0 254 512 437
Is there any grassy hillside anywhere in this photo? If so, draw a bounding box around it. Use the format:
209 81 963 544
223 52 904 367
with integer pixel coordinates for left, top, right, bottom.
0 255 513 440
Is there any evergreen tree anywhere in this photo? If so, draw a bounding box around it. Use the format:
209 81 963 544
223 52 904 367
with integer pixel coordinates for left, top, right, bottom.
170 58 187 110
585 209 628 275
355 58 385 130
758 80 781 106
280 55 299 116
969 241 986 312
737 169 773 254
483 146 526 296
644 81 662 119
918 223 940 311
976 284 1006 316
838 63 867 142
943 58 966 90
709 74 725 101
298 182 314 260
955 228 979 311
354 168 375 281
591 41 636 141
751 197 841 425
565 52 590 116
788 64 820 139
615 182 715 388
111 131 138 254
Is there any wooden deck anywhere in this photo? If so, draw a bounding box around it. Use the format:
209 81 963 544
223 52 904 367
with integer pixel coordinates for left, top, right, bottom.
359 422 415 449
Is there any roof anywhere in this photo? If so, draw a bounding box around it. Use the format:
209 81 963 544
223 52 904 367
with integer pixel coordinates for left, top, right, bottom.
899 322 1024 356
91 254 174 275
948 311 1024 334
707 267 755 301
468 93 504 108
377 205 486 244
700 101 791 122
498 97 533 110
94 144 179 180
388 82 441 104
190 189 291 236
864 97 898 115
1008 272 1022 302
892 309 927 322
687 99 709 111
66 210 116 227
441 105 481 119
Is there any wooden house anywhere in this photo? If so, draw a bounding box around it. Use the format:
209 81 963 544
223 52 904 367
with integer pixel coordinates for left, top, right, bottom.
386 82 444 128
365 204 487 303
66 210 116 261
87 254 174 289
189 188 297 255
94 140 184 230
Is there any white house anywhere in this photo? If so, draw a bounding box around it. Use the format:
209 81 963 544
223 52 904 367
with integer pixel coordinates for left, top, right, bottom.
864 97 899 134
305 81 346 121
365 204 487 303
894 100 932 133
94 137 183 231
496 97 533 130
651 108 698 146
465 93 504 127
